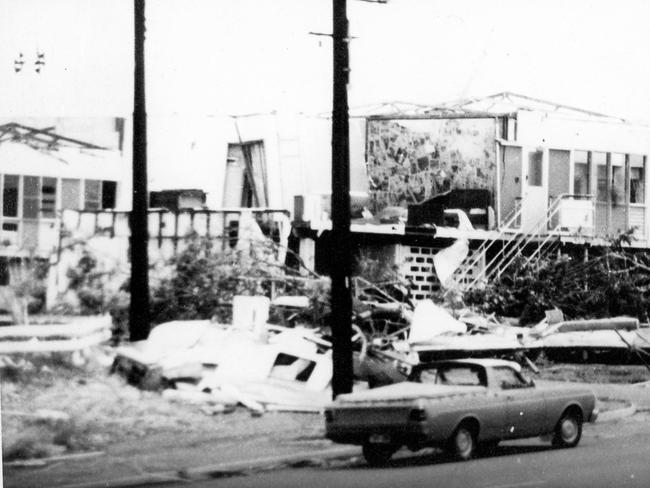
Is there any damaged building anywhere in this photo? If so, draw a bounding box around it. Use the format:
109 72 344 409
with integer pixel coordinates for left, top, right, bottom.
0 120 129 251
293 92 650 297
0 120 129 297
7 93 650 309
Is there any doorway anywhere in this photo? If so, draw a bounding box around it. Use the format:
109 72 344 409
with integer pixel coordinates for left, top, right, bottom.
500 145 523 229
521 149 547 233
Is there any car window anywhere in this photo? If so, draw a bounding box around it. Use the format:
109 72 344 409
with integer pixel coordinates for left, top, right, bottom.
492 366 528 389
419 365 486 386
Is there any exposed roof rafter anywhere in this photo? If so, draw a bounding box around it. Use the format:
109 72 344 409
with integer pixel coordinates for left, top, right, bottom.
443 91 627 123
351 91 630 123
0 122 107 150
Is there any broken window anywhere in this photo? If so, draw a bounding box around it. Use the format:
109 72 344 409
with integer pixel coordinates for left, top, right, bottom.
41 177 57 218
62 178 81 209
84 180 101 210
269 353 316 382
225 141 268 207
594 152 608 202
2 174 19 217
102 181 117 209
527 150 543 186
630 155 645 204
573 151 589 195
611 153 626 205
23 176 40 219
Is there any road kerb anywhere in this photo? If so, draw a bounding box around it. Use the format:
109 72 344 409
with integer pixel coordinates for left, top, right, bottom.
180 445 360 479
59 445 360 488
597 403 637 422
59 471 184 488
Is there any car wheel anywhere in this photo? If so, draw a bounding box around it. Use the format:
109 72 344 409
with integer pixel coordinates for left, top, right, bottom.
552 411 582 448
362 441 396 466
448 424 476 461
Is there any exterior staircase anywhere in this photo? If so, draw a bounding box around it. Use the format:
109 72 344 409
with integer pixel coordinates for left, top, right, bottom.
449 194 593 292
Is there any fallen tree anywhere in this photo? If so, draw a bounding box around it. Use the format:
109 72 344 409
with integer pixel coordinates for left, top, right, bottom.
464 234 650 325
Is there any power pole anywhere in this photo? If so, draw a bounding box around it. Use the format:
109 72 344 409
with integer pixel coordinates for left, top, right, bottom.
331 0 353 398
130 0 150 341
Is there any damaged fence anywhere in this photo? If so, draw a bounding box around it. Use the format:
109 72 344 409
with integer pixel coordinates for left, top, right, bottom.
0 315 111 354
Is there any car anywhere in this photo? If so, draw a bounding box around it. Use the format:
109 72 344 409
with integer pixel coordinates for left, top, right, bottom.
325 358 598 466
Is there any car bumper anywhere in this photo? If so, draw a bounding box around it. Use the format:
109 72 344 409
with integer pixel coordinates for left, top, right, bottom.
326 424 429 446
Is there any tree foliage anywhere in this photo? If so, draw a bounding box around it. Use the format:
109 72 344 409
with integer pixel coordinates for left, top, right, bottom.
464 242 650 325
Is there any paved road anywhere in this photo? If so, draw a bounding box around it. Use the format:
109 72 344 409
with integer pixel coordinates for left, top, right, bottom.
182 414 650 488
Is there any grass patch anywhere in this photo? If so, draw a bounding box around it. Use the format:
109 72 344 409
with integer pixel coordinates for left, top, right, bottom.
1 352 95 386
1 350 322 461
537 361 650 384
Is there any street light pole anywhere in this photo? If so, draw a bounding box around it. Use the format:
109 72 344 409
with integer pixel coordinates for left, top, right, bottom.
331 0 353 398
130 0 150 341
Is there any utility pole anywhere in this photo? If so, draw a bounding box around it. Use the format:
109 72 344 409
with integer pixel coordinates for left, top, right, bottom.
331 0 353 398
130 0 150 341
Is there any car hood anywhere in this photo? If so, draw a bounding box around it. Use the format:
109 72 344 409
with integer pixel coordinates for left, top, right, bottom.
334 382 486 404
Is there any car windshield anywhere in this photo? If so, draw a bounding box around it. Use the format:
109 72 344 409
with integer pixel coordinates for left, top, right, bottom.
418 365 486 387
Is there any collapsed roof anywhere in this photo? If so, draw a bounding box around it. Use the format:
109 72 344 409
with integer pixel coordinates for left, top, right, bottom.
0 122 122 181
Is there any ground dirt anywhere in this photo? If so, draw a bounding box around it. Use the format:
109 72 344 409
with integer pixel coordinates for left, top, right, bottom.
0 351 323 462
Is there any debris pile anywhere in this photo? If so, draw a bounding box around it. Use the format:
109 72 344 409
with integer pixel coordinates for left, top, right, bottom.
110 288 650 415
110 288 547 415
112 296 334 414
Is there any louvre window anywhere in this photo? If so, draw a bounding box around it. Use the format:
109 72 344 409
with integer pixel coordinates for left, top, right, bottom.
611 153 625 205
573 151 589 195
593 152 607 202
630 155 645 204
84 180 101 210
23 176 40 219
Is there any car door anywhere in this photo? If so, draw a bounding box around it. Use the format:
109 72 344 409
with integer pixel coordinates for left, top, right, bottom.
492 367 547 438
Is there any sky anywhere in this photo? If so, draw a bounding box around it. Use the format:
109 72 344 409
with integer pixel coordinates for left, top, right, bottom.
1 0 650 121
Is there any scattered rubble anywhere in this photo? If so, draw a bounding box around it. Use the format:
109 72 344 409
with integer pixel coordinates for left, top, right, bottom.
530 313 650 366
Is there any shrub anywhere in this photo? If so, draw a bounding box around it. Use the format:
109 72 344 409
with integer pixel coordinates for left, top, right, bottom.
66 249 112 315
106 232 332 340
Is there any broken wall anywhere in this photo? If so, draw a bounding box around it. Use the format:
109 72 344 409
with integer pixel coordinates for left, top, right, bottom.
147 113 369 215
365 118 497 212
